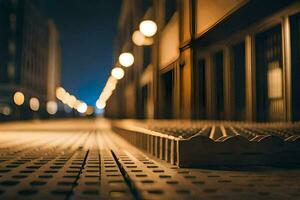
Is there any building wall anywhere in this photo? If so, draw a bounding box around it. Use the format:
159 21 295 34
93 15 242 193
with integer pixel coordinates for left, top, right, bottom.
108 0 300 122
47 20 61 101
0 0 60 120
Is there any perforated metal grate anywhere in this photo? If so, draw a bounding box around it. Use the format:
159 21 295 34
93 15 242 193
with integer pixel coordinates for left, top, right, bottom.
112 120 300 167
0 119 299 200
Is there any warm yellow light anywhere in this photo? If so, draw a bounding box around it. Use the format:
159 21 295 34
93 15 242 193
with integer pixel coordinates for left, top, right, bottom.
119 52 134 67
132 30 145 46
46 101 58 115
13 91 25 106
106 82 116 91
74 100 81 110
77 102 87 113
111 67 124 80
85 106 94 115
139 20 157 37
108 76 117 84
67 95 77 108
29 97 39 111
96 100 106 109
56 87 65 100
132 30 153 46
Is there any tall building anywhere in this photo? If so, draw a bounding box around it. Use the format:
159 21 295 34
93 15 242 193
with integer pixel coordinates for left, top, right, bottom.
47 19 61 102
0 0 60 120
106 0 300 122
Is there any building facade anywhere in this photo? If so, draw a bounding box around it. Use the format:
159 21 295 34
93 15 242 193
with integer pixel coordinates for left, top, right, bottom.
107 0 300 122
47 19 61 102
0 0 60 120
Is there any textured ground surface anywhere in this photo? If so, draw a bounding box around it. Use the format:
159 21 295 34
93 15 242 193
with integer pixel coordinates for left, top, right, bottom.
0 119 299 200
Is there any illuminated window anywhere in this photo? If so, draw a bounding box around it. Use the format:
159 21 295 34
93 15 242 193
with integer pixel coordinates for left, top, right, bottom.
255 25 283 121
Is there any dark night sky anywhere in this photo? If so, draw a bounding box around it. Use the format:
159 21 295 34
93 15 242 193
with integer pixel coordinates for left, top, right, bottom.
41 0 122 106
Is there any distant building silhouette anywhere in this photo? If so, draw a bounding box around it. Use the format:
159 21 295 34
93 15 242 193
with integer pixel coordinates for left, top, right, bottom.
107 0 300 122
0 0 61 120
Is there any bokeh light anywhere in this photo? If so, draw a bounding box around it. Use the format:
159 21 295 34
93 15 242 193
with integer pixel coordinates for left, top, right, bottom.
132 30 153 46
139 20 157 37
77 102 87 113
46 101 58 115
13 91 25 106
29 97 40 111
119 52 134 67
111 67 124 80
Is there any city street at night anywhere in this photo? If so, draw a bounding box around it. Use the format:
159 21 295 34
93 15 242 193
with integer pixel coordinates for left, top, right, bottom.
0 119 299 200
1 0 300 199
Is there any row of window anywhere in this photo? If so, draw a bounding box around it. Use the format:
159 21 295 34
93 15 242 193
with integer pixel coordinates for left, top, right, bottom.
158 12 300 121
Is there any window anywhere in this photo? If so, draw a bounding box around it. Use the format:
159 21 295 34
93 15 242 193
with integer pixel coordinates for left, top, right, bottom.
232 42 246 120
161 70 173 119
143 46 151 70
255 25 284 121
142 0 152 13
141 85 148 118
290 12 300 120
165 0 176 23
213 51 224 118
193 59 206 119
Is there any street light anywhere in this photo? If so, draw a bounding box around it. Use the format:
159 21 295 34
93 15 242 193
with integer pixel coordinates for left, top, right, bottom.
132 30 153 46
77 102 87 113
56 87 65 100
29 97 39 111
13 91 25 106
47 101 58 115
111 67 124 80
139 20 157 37
119 52 134 67
96 100 106 109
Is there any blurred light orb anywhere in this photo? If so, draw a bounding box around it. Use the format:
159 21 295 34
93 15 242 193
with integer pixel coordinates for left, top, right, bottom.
132 30 145 46
132 30 153 46
29 97 39 111
85 106 94 115
77 102 87 113
56 87 65 99
13 91 25 106
1 106 11 116
111 67 124 80
46 101 58 115
119 52 134 67
96 100 106 109
68 95 77 108
139 20 157 37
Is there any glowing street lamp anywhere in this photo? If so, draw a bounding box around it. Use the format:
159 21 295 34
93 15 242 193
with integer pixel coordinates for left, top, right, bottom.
29 97 39 111
96 100 106 109
13 91 25 106
56 87 65 100
119 52 134 67
77 102 87 113
46 101 58 115
111 67 124 80
139 20 157 37
132 30 153 46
